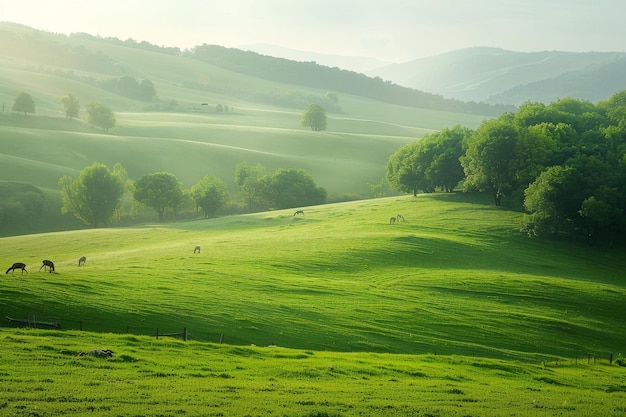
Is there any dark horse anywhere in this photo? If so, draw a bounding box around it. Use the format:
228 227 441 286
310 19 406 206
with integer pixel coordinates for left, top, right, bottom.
294 210 305 216
194 246 201 254
6 262 27 274
39 260 55 273
78 256 86 267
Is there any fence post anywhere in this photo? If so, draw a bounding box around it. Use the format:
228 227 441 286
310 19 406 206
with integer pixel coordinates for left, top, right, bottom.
219 334 224 344
183 327 187 342
610 352 613 364
156 328 159 340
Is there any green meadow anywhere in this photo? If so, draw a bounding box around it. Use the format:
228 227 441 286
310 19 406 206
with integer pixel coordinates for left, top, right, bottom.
1 193 626 416
1 24 625 416
0 22 484 203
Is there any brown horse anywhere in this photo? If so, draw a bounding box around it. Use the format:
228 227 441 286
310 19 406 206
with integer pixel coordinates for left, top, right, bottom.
6 262 27 274
194 246 201 254
39 260 55 273
78 256 86 267
294 210 305 216
389 217 396 224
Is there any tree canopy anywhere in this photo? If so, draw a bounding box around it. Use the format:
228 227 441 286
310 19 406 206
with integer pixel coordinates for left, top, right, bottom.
133 172 185 222
60 93 80 119
191 175 229 218
387 126 470 195
86 102 116 131
301 104 327 131
12 91 36 115
259 168 327 210
235 161 266 211
387 91 626 246
59 162 125 228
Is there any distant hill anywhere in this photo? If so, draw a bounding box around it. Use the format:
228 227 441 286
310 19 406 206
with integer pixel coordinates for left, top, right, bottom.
369 47 626 105
183 44 513 116
240 43 391 73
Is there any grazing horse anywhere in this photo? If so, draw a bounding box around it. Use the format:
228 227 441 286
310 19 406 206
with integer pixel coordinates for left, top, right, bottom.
6 262 27 274
194 246 201 254
397 214 405 222
294 210 305 216
78 349 113 358
389 217 396 224
78 256 86 267
39 260 55 273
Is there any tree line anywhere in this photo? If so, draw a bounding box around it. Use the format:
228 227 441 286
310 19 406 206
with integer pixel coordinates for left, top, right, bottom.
58 162 327 227
386 91 626 246
11 91 117 131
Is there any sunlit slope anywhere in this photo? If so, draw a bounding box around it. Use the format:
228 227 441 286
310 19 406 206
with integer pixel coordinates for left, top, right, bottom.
0 23 488 199
0 109 415 196
1 193 624 360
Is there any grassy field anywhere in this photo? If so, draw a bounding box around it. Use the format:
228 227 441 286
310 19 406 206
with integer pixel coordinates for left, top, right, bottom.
0 22 486 203
1 193 624 359
0 193 625 416
1 24 625 416
1 329 625 417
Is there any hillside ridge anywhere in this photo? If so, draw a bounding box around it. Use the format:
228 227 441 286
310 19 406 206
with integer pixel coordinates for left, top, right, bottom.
369 46 626 105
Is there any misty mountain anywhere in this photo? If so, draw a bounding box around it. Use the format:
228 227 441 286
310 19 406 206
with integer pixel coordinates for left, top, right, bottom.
368 47 626 105
240 43 392 74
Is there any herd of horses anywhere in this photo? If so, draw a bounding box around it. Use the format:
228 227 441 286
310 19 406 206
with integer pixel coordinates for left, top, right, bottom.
5 257 87 274
5 212 405 274
389 214 405 224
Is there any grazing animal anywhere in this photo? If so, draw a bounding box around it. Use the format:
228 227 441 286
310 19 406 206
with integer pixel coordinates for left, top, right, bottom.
397 214 405 222
194 246 201 254
389 217 396 224
294 210 305 216
78 349 113 358
6 263 27 274
39 260 55 273
78 256 86 267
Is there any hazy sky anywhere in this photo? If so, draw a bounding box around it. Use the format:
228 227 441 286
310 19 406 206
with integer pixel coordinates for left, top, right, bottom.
2 0 626 62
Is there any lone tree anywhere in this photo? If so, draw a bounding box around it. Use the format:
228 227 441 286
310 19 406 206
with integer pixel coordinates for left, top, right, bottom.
86 102 116 131
133 172 184 222
59 162 125 228
12 91 36 115
301 103 327 131
60 93 80 119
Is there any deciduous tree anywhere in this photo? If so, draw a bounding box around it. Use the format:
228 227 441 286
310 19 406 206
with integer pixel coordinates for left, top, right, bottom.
259 168 326 209
301 103 327 131
133 172 184 222
59 163 125 228
12 91 35 115
461 119 519 206
191 175 229 218
235 161 266 211
86 102 116 131
60 93 80 119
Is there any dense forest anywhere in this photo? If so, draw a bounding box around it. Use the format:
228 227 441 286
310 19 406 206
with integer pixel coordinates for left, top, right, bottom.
387 92 626 246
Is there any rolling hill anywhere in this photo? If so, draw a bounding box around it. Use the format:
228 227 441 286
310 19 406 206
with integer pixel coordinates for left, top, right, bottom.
369 46 626 105
1 193 624 360
0 21 494 235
